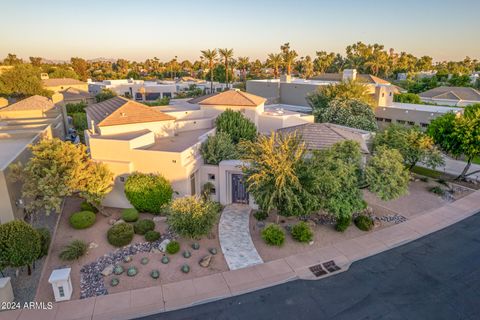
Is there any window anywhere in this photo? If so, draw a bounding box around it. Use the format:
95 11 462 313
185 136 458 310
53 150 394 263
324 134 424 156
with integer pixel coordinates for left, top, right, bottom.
163 92 172 98
135 92 143 100
58 286 65 297
119 176 126 183
208 174 215 181
396 120 406 124
210 187 216 195
384 118 392 123
375 117 384 122
407 121 415 126
420 123 429 128
146 92 160 101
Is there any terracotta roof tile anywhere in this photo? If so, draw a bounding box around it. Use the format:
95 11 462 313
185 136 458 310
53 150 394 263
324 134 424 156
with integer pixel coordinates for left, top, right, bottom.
189 89 266 107
0 95 54 112
419 86 480 101
42 78 87 87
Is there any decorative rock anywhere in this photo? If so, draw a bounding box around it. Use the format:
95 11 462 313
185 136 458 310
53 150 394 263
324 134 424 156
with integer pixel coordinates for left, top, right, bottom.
108 219 116 225
161 256 169 264
181 264 190 273
208 248 218 255
123 255 132 263
150 270 160 279
151 247 162 254
158 239 171 253
199 255 212 268
127 266 138 277
191 242 200 250
110 278 119 287
152 216 167 223
101 265 114 277
141 257 149 265
183 250 191 258
113 265 124 275
256 221 266 228
114 219 126 225
308 241 314 246
89 242 99 250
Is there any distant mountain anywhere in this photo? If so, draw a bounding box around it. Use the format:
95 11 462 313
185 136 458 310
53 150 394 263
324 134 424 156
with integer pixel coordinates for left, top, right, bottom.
88 57 117 63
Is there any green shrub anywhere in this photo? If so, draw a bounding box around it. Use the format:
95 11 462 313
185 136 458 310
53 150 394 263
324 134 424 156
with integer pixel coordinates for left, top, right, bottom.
166 241 180 254
36 227 51 258
436 178 449 187
65 102 87 115
145 230 161 242
69 211 96 229
215 109 257 144
354 215 374 231
167 196 220 239
59 240 88 261
121 208 139 222
200 131 237 165
107 223 134 247
124 172 173 214
80 201 98 213
0 220 41 271
261 224 285 246
253 210 269 221
134 219 155 235
291 222 313 243
335 216 351 232
430 186 445 195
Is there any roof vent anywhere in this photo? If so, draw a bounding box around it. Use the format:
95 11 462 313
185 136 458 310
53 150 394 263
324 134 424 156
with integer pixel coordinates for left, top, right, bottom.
120 112 126 117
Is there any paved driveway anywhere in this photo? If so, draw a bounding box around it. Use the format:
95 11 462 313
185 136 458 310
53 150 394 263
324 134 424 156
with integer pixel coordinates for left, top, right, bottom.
139 212 480 320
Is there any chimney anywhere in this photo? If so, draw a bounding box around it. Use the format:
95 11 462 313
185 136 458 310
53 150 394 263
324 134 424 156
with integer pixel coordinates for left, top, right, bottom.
280 74 291 83
342 69 357 82
90 119 96 134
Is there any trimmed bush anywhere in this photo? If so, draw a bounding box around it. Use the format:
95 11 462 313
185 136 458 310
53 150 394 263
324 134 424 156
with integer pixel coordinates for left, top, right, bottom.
261 224 285 246
107 223 134 247
167 196 220 239
0 220 41 271
166 241 180 254
215 109 257 144
291 222 314 243
59 240 87 261
335 216 351 232
134 219 155 235
69 211 96 229
124 172 173 214
145 230 161 242
200 131 237 165
354 215 374 231
80 201 98 213
253 210 269 221
430 186 445 196
121 208 139 222
36 227 51 258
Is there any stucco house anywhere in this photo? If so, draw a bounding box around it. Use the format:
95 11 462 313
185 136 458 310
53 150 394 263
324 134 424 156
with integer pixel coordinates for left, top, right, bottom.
419 86 480 106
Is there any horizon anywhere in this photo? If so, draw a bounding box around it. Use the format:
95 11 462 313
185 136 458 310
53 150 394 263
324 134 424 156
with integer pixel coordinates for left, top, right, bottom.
1 0 479 62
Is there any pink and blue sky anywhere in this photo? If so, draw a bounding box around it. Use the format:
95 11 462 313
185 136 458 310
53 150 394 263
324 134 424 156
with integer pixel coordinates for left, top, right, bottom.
1 0 479 62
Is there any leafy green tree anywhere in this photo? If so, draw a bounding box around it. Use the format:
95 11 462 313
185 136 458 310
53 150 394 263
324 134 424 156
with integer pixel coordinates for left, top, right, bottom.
201 132 237 165
206 64 233 84
313 51 336 74
393 93 422 104
315 98 378 131
70 57 89 81
0 64 52 98
29 57 43 67
406 77 438 94
266 53 282 79
124 172 173 214
95 88 117 102
365 146 410 201
2 53 23 65
427 105 480 180
0 220 41 275
374 124 444 170
48 68 79 80
448 74 472 87
215 109 257 144
280 43 298 75
9 139 113 214
201 49 218 93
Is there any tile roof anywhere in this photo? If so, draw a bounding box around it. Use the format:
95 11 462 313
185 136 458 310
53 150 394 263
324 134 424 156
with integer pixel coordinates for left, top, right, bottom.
189 89 266 107
0 95 54 112
42 78 86 87
61 87 93 99
277 123 371 154
419 86 480 101
86 96 175 127
311 73 391 85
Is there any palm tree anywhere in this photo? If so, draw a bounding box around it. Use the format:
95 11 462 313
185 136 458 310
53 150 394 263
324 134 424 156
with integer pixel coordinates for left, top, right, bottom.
219 48 234 88
266 53 283 79
280 43 298 76
201 49 218 93
237 57 250 82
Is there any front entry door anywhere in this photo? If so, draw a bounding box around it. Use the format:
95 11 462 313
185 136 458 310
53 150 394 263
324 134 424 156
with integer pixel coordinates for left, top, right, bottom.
232 174 248 204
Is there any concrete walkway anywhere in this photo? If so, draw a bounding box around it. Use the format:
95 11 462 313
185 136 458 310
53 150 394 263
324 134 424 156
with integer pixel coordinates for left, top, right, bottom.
218 204 263 270
3 190 480 320
419 155 480 181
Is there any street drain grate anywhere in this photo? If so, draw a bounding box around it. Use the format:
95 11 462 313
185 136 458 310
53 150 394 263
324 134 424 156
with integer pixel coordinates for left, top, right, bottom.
309 264 328 277
323 260 341 272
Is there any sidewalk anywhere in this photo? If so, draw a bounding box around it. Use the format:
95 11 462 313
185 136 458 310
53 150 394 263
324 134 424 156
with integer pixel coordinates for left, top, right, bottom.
419 156 480 181
2 190 480 320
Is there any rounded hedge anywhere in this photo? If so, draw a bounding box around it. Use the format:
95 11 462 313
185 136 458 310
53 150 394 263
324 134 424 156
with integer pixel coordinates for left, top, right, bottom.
354 215 374 231
80 201 98 213
145 230 161 242
166 241 180 254
107 223 134 247
0 220 41 269
134 219 155 235
291 222 314 243
261 224 285 246
121 208 139 222
69 211 96 229
124 172 173 214
335 216 351 232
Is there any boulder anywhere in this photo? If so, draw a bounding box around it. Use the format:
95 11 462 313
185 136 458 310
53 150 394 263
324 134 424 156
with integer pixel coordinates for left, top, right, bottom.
158 239 171 253
114 219 126 225
199 255 213 268
101 265 114 277
88 242 99 250
153 216 167 223
108 219 116 225
123 255 132 263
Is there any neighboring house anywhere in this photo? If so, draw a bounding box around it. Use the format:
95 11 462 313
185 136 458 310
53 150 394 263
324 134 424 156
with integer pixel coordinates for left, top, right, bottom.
42 77 89 92
419 86 480 106
85 90 314 208
246 69 398 107
60 87 95 105
0 95 66 223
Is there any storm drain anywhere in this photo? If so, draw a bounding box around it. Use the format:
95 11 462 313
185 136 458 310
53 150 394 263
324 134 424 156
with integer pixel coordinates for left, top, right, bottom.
309 264 328 277
309 260 341 277
322 260 341 272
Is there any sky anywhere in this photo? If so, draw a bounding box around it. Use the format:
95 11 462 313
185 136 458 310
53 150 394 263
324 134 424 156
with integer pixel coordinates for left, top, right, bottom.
1 0 479 62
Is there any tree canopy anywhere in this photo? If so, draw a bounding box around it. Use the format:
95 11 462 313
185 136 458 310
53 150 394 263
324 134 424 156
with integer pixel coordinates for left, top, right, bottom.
0 64 52 98
95 88 117 102
215 109 257 144
200 131 237 165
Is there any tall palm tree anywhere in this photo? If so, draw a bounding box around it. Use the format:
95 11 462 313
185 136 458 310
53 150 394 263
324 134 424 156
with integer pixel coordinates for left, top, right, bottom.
280 43 298 76
266 53 282 79
219 48 234 88
201 49 218 93
237 56 250 82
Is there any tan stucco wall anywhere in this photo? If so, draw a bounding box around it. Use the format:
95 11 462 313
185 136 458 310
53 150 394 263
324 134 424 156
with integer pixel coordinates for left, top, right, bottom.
98 120 176 137
257 113 314 134
246 81 281 103
45 83 88 93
